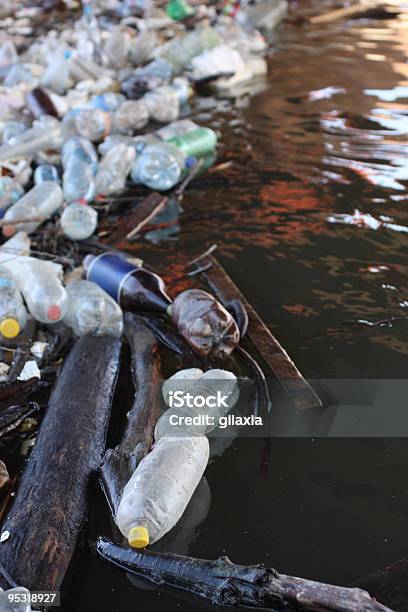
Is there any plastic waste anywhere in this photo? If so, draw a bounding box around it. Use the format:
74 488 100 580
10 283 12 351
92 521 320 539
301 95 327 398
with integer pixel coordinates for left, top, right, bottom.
121 58 173 99
131 141 186 191
116 435 209 547
94 143 135 195
155 118 198 141
4 63 34 87
112 99 149 134
159 26 221 73
155 369 239 439
33 163 60 185
83 252 171 313
8 256 68 324
2 181 63 237
63 279 123 337
143 85 180 123
0 232 31 264
167 0 194 21
162 367 203 406
0 39 18 77
2 121 27 145
60 202 98 240
41 52 72 94
0 177 24 218
0 116 63 163
0 264 28 340
73 108 111 142
105 26 131 69
62 137 98 202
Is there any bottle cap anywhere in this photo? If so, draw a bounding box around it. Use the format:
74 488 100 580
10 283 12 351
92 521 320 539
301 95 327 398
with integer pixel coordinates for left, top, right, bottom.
0 317 20 339
128 526 149 548
2 225 16 238
47 305 61 321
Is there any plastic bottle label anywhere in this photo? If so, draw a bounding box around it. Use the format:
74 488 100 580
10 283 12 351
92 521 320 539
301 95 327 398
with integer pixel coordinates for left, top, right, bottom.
86 252 137 302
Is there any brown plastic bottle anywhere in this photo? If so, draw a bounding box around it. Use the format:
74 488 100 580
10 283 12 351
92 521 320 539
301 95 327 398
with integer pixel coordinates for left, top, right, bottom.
25 87 59 119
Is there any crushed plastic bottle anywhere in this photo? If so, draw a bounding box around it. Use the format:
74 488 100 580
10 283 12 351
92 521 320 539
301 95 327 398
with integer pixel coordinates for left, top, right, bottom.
94 143 135 196
62 137 98 202
2 181 63 237
116 435 209 547
41 52 72 94
63 280 123 337
143 84 180 123
0 264 28 340
0 176 25 218
0 116 63 163
73 108 111 142
60 202 98 240
8 256 68 324
112 99 149 134
33 163 60 185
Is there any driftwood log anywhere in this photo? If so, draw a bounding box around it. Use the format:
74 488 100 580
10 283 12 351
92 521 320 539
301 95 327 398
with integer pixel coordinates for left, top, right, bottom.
100 313 162 516
191 254 321 410
0 335 122 591
96 538 392 612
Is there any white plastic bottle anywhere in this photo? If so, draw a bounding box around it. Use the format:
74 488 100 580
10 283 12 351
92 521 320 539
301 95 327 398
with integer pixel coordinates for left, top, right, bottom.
63 280 123 338
60 202 98 241
2 181 64 237
116 435 209 548
94 143 135 196
0 264 28 340
155 369 239 439
9 257 68 324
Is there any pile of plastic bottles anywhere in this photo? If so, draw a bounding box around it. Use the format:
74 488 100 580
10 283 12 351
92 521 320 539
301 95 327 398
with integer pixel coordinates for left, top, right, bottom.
0 0 286 348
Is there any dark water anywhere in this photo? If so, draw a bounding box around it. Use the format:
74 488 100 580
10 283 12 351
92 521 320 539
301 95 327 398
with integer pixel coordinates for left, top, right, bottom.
74 2 408 609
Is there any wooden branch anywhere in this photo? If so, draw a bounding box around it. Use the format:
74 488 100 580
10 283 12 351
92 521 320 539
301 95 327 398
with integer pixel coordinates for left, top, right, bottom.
309 1 389 24
106 193 167 246
100 314 162 516
191 254 321 410
0 336 122 591
96 538 392 612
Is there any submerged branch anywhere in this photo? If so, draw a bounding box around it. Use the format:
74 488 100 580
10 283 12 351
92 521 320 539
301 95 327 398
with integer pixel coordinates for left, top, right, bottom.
96 538 392 612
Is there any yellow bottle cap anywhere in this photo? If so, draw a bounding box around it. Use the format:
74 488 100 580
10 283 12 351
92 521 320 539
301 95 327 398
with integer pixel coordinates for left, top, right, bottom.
128 526 149 549
0 317 20 339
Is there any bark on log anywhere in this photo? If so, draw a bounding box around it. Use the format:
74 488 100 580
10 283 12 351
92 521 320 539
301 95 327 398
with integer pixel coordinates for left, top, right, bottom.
192 254 321 410
100 314 162 516
96 538 392 612
0 336 122 591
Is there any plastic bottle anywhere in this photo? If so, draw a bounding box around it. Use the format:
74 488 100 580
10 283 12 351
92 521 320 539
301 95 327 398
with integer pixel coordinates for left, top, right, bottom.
63 280 123 337
0 176 24 218
73 108 111 142
144 85 180 123
0 264 28 340
62 137 98 202
167 0 194 21
9 256 68 324
89 92 126 113
41 52 72 94
4 63 34 87
121 58 173 99
116 435 209 547
60 202 98 240
131 141 187 191
0 115 63 163
2 181 64 237
155 369 239 439
0 39 18 78
155 119 198 141
0 586 35 612
34 163 60 185
94 143 135 196
168 127 217 159
112 99 149 134
2 121 27 145
25 86 59 119
83 252 172 313
159 26 221 73
105 26 131 69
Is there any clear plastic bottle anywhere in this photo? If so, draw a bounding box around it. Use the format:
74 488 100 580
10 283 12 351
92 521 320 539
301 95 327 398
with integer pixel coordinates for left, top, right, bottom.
2 181 64 237
155 119 198 141
0 116 63 163
62 137 98 202
74 108 111 142
63 280 123 338
0 586 34 612
3 63 34 87
105 26 131 69
34 163 60 185
0 39 18 77
90 92 126 113
144 85 180 123
0 264 28 340
112 99 149 134
2 121 27 145
0 176 24 218
60 202 98 240
9 256 68 324
94 143 135 196
155 369 239 439
159 26 221 73
131 142 186 191
116 435 209 547
41 52 72 94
